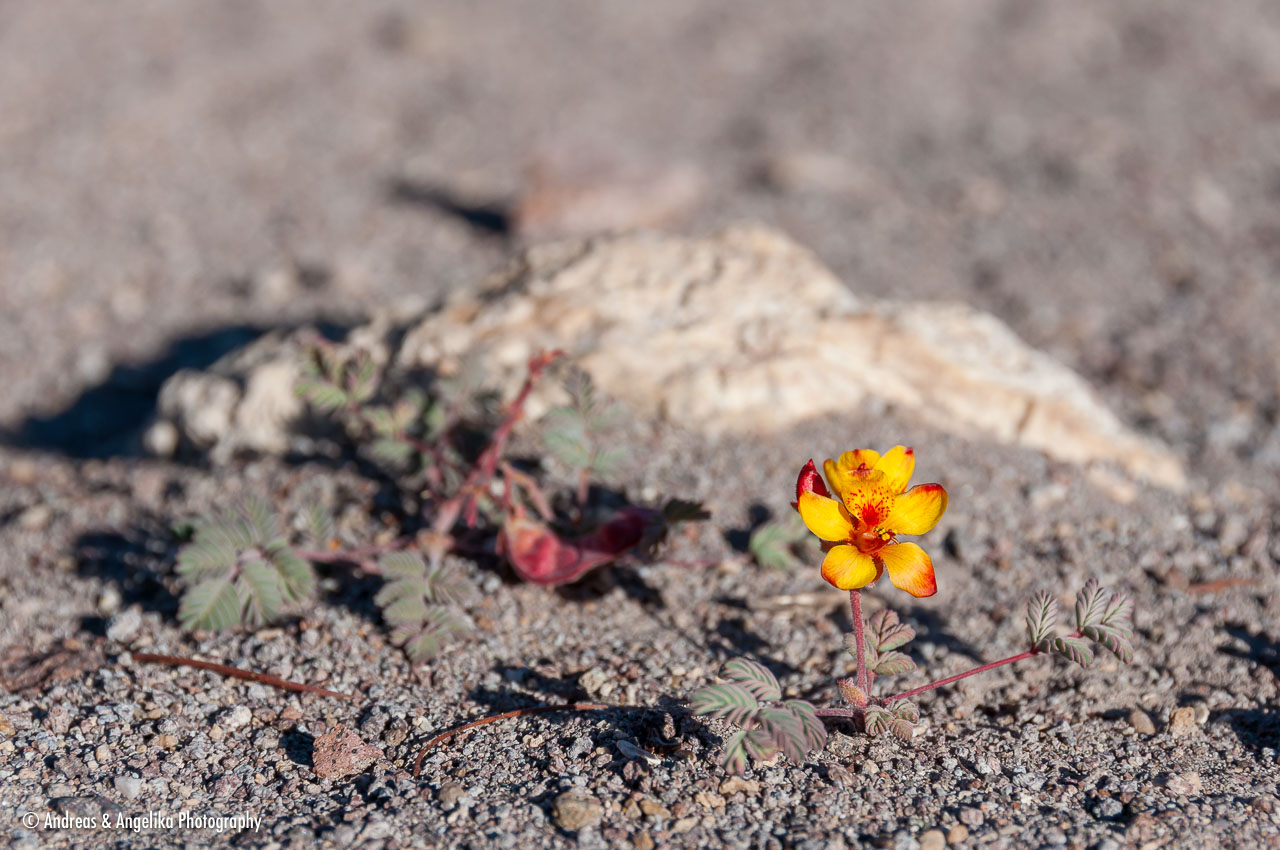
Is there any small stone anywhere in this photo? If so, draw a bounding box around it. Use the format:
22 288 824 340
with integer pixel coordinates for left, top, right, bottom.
208 724 225 742
106 607 142 643
633 830 655 850
436 782 464 809
95 744 112 763
17 504 53 531
579 667 615 698
567 734 593 759
892 831 920 850
638 798 670 819
719 777 760 796
154 734 179 750
1092 796 1124 818
861 759 880 776
946 824 969 844
114 774 143 800
671 816 698 834
552 790 603 831
312 724 383 780
142 420 180 457
98 586 123 616
1162 772 1202 796
0 714 13 736
46 705 73 734
1168 707 1197 737
959 807 984 827
919 828 946 850
220 705 252 731
1128 708 1157 736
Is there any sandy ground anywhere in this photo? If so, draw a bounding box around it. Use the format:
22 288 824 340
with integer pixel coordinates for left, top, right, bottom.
1 2 1279 848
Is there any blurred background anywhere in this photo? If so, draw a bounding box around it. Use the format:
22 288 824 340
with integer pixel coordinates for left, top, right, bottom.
2 0 1279 486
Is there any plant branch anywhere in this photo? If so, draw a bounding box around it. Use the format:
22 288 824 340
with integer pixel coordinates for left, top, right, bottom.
431 350 562 534
879 632 1082 705
412 702 608 776
131 652 356 701
850 590 869 697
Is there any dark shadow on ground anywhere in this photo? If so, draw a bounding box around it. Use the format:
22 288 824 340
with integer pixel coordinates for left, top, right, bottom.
723 502 773 553
73 519 183 619
1219 623 1280 758
0 322 349 459
388 177 512 237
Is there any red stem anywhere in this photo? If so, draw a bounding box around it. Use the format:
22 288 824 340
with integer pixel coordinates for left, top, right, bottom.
850 590 869 696
879 632 1082 705
132 653 355 701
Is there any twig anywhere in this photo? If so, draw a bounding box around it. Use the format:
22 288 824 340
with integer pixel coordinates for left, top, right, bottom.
294 536 415 574
413 702 608 776
432 350 563 535
131 652 356 701
878 632 1083 705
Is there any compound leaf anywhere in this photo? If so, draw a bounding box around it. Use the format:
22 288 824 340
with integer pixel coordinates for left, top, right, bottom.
721 658 782 701
689 683 760 726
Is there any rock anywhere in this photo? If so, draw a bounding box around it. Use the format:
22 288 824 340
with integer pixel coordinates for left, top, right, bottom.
551 790 604 831
1169 707 1198 737
312 724 383 779
0 714 13 736
114 774 143 800
152 226 1184 490
719 776 761 796
436 782 465 809
1128 708 1157 736
97 586 123 616
1162 772 1203 796
17 504 52 531
106 607 142 643
219 706 252 732
946 824 969 844
958 806 984 827
579 667 614 698
918 828 946 850
154 330 305 461
398 227 1184 489
633 830 655 850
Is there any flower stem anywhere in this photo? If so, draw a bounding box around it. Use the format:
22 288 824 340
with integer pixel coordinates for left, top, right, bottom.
880 632 1081 705
850 590 869 696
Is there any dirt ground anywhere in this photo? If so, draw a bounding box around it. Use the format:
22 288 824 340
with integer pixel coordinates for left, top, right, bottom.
2 2 1279 848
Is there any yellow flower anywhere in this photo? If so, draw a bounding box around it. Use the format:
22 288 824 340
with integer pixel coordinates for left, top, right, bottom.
795 447 947 597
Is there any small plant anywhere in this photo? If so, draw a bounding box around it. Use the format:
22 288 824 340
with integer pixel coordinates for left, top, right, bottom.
171 342 704 662
690 446 1136 773
691 658 827 773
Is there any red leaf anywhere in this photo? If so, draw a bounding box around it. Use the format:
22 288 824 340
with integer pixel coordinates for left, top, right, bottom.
500 508 660 585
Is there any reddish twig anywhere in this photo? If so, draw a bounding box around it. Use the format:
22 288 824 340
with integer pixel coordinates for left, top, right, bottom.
132 652 356 701
294 536 415 574
431 350 562 534
413 702 608 776
878 632 1083 705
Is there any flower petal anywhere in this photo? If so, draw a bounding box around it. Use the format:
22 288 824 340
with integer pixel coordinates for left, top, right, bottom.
823 450 881 499
872 445 915 494
877 542 937 598
795 459 831 502
884 483 948 535
797 492 854 542
821 545 880 591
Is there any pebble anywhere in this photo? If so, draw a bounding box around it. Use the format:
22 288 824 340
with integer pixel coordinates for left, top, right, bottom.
1128 708 1157 735
220 706 253 732
633 830 655 850
1163 772 1203 796
436 782 465 809
106 607 142 643
1169 707 1197 737
552 790 603 831
17 504 53 531
919 829 946 850
719 777 760 795
579 667 614 698
1092 797 1124 818
312 725 383 779
0 714 13 737
946 824 969 844
959 806 984 827
98 586 123 616
114 774 143 800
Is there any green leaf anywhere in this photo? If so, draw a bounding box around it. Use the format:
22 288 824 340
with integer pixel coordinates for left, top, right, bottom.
889 717 914 740
690 683 760 726
364 406 397 437
591 447 628 477
1099 592 1134 632
267 544 315 601
239 495 280 546
1026 591 1059 649
755 708 806 762
863 705 891 736
721 730 750 775
742 729 779 762
1082 624 1134 664
370 438 415 468
396 606 471 662
868 609 916 652
381 593 430 626
175 538 236 582
349 353 378 402
888 700 919 723
305 505 333 548
748 518 803 571
783 700 827 754
379 551 427 580
299 381 349 412
1074 578 1105 631
237 558 284 626
179 578 241 631
1050 635 1094 667
720 658 782 701
872 651 916 677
